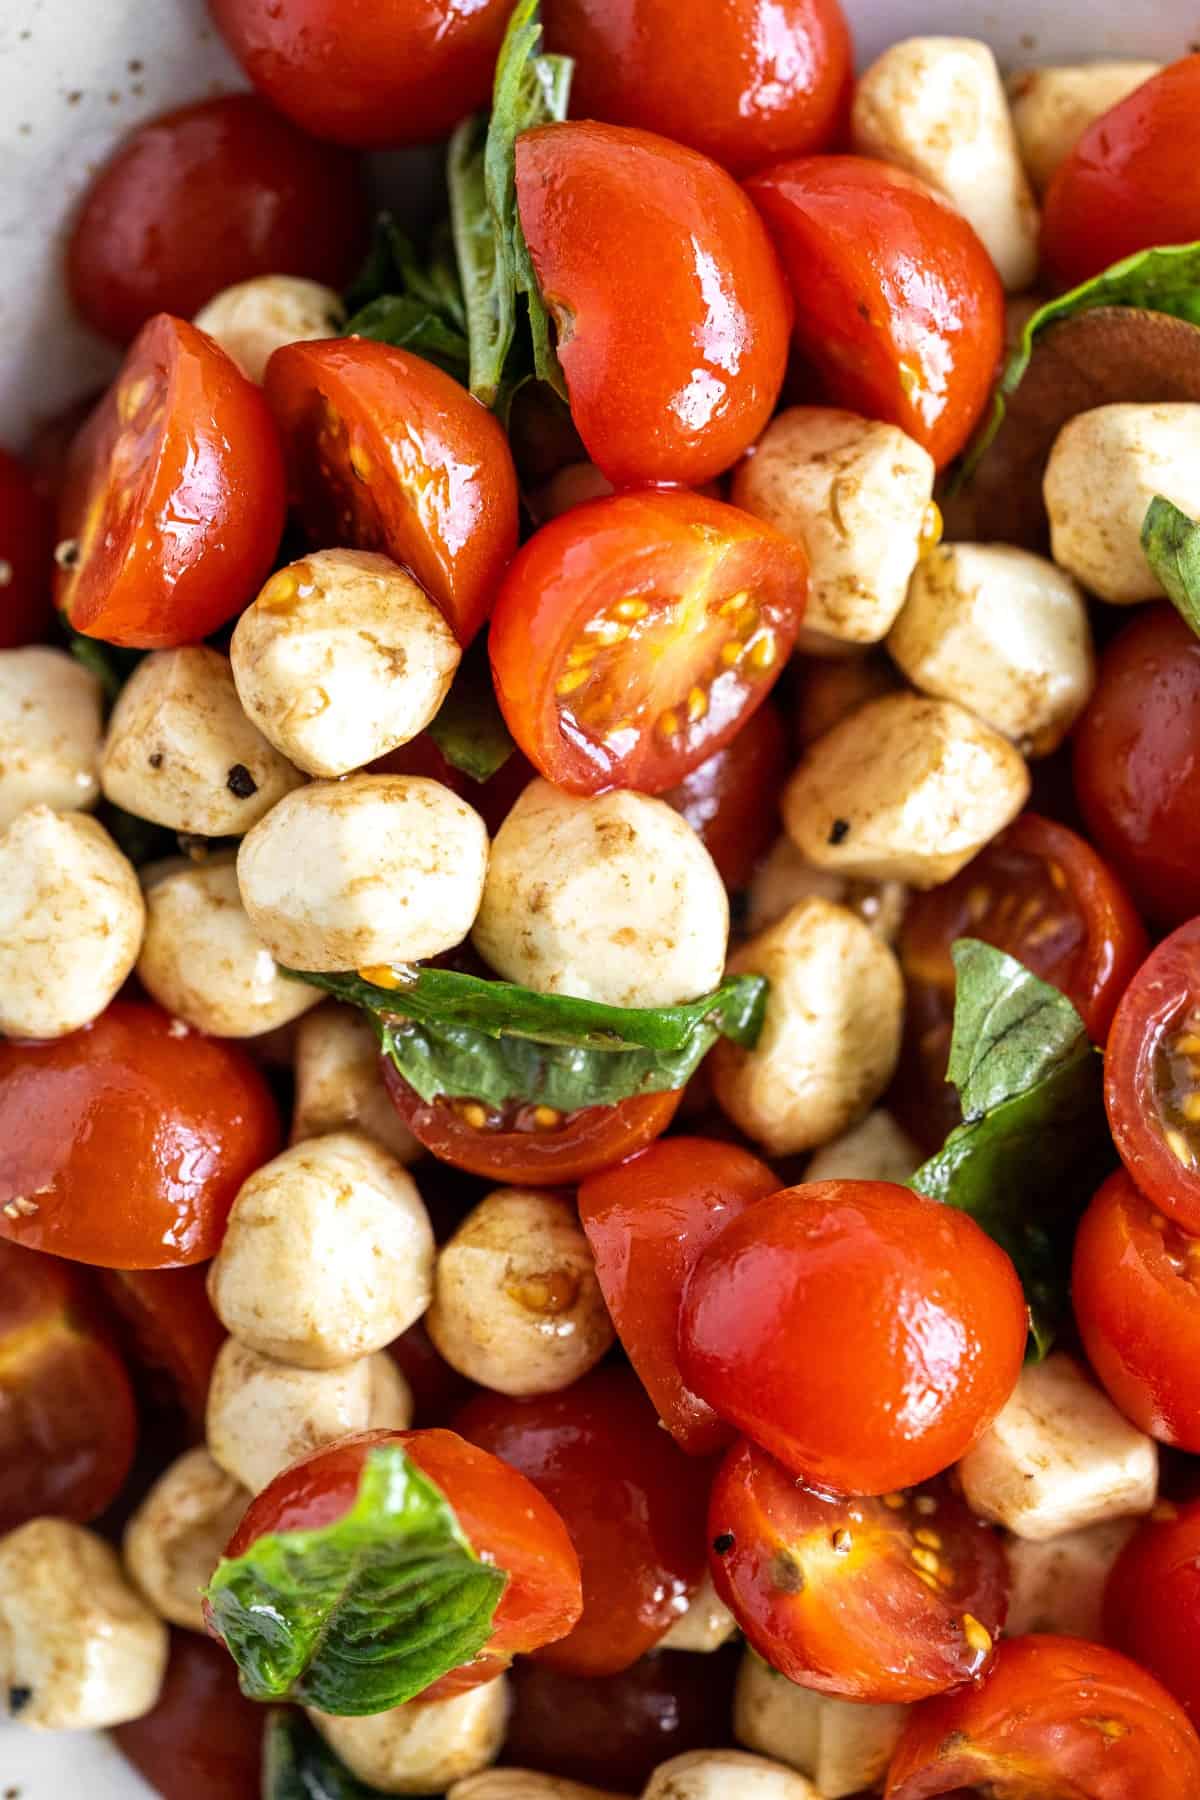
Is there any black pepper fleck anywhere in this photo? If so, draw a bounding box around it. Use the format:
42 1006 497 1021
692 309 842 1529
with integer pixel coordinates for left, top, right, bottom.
828 818 850 845
226 763 258 799
148 752 163 770
8 1686 32 1716
712 1532 735 1556
770 1551 805 1594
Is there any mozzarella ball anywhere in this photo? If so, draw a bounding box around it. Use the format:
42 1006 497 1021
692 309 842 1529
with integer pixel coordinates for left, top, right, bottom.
206 1339 413 1493
122 1449 249 1633
1007 61 1162 194
193 275 344 382
310 1676 509 1795
803 1109 921 1186
474 780 727 1008
782 693 1030 889
852 37 1038 291
888 543 1095 755
101 646 303 835
237 774 488 971
1045 404 1200 604
732 409 935 648
643 1751 822 1800
0 1520 167 1730
292 1003 421 1163
1005 1518 1138 1640
451 1779 623 1800
711 898 904 1158
231 551 461 777
744 834 907 944
0 807 143 1038
734 1651 907 1800
658 1571 738 1654
207 1131 435 1369
0 646 102 827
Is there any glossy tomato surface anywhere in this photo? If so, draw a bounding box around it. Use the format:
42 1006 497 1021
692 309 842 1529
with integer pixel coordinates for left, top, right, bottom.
98 1266 226 1434
746 156 1004 468
662 703 788 891
489 491 808 796
516 122 792 487
0 446 53 647
0 1002 280 1269
265 338 518 645
1105 1500 1200 1728
1106 918 1200 1233
67 94 368 344
679 1180 1028 1496
112 1629 266 1800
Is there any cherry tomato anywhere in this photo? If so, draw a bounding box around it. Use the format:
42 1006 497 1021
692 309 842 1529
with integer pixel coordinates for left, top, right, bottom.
1104 1500 1200 1728
456 1366 711 1677
884 1634 1200 1799
264 338 518 646
388 1318 476 1428
1041 56 1200 290
113 1629 265 1800
0 447 53 647
489 491 807 796
515 122 792 487
1106 919 1200 1235
55 314 285 648
745 156 1004 468
97 1266 226 1433
67 95 368 345
678 1181 1028 1496
0 1002 280 1269
578 1137 778 1455
661 703 788 890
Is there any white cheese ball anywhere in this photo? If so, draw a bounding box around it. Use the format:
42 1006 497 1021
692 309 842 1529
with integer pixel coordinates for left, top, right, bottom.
193 275 345 382
122 1448 249 1633
1007 61 1162 194
734 1652 907 1800
237 774 488 971
658 1571 737 1654
0 1520 167 1730
451 1778 624 1800
309 1676 509 1795
744 834 907 945
888 542 1095 755
782 693 1030 889
0 807 144 1038
101 646 303 835
643 1751 822 1800
711 898 904 1158
473 780 728 1008
1005 1518 1138 1640
732 409 935 648
1045 404 1200 604
803 1109 921 1186
0 646 102 827
852 37 1039 291
292 1003 421 1163
207 1131 435 1369
231 550 461 777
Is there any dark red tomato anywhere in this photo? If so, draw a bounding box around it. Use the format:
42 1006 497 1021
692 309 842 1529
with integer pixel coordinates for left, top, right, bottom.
578 1137 779 1455
388 1318 476 1428
515 122 792 487
1041 57 1200 289
1106 918 1200 1234
66 94 368 344
885 1634 1200 1799
488 491 808 796
1073 606 1200 929
456 1366 711 1677
55 314 285 648
678 1181 1028 1496
662 703 789 889
0 447 53 647
98 1266 226 1433
1105 1500 1200 1727
113 1629 265 1800
265 338 518 646
746 156 1004 468
0 1002 280 1269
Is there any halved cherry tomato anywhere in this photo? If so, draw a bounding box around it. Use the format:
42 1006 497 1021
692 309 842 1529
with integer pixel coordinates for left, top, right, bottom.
66 94 369 345
515 122 792 487
885 1634 1200 1799
488 491 808 796
578 1137 778 1455
0 447 53 648
0 1002 280 1269
97 1266 226 1433
1104 1500 1200 1728
745 156 1004 468
456 1366 710 1677
264 339 518 646
678 1181 1028 1496
55 314 285 648
112 1629 265 1800
1107 919 1200 1233
662 703 789 890
710 1442 1008 1702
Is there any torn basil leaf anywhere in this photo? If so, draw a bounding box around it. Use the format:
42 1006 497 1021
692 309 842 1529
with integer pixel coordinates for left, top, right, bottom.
1143 494 1200 636
427 636 516 782
342 214 471 380
262 1710 382 1800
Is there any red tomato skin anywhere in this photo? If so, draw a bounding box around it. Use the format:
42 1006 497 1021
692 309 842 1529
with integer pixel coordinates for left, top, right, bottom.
516 122 792 488
1106 918 1200 1234
678 1180 1028 1496
1041 57 1200 289
745 155 1004 468
1105 1501 1200 1729
0 447 53 648
0 1002 280 1270
66 94 369 345
662 703 788 890
387 1319 477 1429
455 1366 711 1677
578 1137 779 1455
112 1629 265 1800
97 1266 226 1434
264 338 519 646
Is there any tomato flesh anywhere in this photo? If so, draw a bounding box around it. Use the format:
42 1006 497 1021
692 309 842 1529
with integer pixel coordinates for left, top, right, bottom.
661 701 788 890
113 1629 266 1800
1104 1500 1200 1730
1106 918 1200 1234
0 447 53 648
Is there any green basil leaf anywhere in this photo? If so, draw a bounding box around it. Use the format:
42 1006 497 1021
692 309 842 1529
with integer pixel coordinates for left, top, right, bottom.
262 1710 384 1800
65 631 141 707
207 1443 506 1716
1142 494 1200 634
427 636 516 782
342 213 471 378
342 294 471 380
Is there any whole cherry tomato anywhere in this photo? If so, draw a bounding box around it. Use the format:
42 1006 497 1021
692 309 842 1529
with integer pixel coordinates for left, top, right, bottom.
456 1366 711 1677
515 122 792 487
1105 1500 1200 1728
387 1318 476 1428
0 1002 280 1269
1106 918 1200 1235
1041 56 1200 289
112 1629 265 1800
488 491 808 796
661 703 788 889
264 339 518 646
678 1181 1028 1496
578 1137 779 1455
56 314 285 648
98 1266 226 1433
67 94 369 344
0 447 53 647
710 1443 1008 1702
884 1634 1200 1799
745 156 1004 468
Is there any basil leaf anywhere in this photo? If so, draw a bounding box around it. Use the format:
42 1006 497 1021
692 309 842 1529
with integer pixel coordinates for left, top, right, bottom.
427 636 516 782
262 1711 383 1800
1143 494 1200 634
342 213 471 379
342 294 470 380
207 1443 506 1716
65 631 141 706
